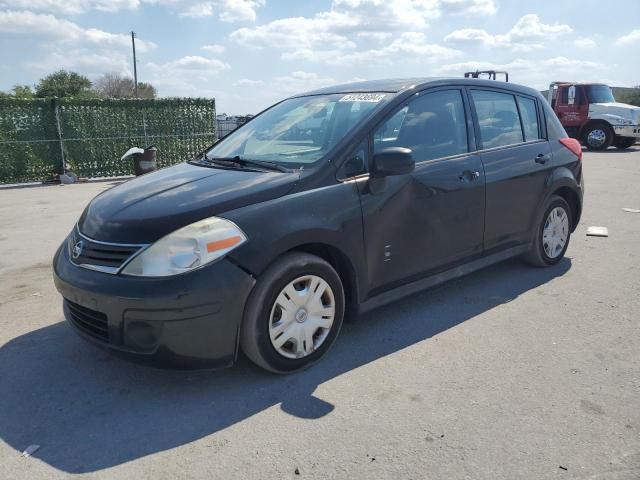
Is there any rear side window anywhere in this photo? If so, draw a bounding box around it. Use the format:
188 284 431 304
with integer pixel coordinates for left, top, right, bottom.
373 89 468 162
471 90 524 149
542 99 568 140
516 96 541 141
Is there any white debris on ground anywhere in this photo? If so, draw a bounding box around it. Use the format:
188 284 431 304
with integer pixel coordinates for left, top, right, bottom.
622 208 640 213
586 226 609 237
20 445 40 458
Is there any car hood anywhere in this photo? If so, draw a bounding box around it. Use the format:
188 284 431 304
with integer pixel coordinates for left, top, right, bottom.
590 102 640 123
79 162 299 243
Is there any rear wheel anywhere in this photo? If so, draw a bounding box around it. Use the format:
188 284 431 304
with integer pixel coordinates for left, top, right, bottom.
583 123 612 151
524 196 572 267
613 136 636 149
240 252 345 374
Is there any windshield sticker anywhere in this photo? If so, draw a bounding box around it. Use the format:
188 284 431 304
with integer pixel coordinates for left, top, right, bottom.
339 93 386 103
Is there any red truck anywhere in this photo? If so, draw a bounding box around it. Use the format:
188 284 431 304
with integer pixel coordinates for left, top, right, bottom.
548 82 639 150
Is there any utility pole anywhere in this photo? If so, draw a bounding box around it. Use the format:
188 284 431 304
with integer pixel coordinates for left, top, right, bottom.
131 31 139 97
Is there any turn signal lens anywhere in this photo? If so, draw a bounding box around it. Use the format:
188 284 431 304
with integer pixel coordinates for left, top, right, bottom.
206 235 243 253
559 137 582 162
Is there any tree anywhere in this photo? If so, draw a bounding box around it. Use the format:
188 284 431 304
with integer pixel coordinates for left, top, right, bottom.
620 86 640 107
11 85 34 98
35 70 92 98
136 82 157 99
93 72 157 99
0 85 35 98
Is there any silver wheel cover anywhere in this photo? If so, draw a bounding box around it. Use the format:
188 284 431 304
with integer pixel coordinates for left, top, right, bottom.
268 275 336 359
587 128 606 147
542 206 569 259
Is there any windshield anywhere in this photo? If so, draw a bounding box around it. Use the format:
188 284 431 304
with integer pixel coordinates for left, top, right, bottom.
206 93 389 167
586 85 615 104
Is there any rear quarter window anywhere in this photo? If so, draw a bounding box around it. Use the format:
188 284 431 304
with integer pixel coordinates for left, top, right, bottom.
516 96 541 141
541 99 568 140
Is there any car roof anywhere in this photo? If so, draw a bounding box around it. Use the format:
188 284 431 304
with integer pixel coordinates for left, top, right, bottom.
292 77 543 99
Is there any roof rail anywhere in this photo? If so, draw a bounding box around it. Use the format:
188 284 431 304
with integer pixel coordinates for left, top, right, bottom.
464 70 509 82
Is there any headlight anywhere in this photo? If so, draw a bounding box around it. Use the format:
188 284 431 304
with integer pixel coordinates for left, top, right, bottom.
121 217 247 277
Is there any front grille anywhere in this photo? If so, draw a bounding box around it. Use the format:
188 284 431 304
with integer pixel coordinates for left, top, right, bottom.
64 300 109 341
69 227 144 272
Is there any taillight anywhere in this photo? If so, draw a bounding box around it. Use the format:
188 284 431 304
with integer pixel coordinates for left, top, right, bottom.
559 137 582 161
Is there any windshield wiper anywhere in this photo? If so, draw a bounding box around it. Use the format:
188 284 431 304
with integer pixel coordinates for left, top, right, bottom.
205 155 292 173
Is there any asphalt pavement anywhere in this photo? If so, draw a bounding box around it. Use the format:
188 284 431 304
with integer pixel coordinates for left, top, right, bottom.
1 147 639 479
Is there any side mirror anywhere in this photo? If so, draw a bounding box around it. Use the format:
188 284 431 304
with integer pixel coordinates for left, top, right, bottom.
370 147 415 178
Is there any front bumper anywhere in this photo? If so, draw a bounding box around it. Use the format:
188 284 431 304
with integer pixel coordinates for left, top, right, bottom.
612 125 640 138
53 243 255 369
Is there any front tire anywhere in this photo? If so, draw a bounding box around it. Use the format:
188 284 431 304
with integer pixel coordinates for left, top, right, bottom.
240 252 345 374
583 123 613 151
524 196 572 267
613 136 636 149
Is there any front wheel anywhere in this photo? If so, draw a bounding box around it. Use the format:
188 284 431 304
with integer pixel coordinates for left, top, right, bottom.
583 124 612 151
240 252 345 374
524 196 572 267
613 136 636 149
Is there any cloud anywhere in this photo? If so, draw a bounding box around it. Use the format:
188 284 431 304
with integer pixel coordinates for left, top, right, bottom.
219 0 264 22
0 0 264 20
147 55 230 73
148 0 263 21
441 0 496 15
233 78 264 87
231 0 496 50
272 71 336 97
538 56 604 69
145 55 231 98
615 29 640 46
573 37 595 48
24 48 133 75
282 32 462 65
436 56 606 90
444 14 572 51
230 12 357 50
355 31 393 42
437 57 605 74
178 1 215 17
201 44 225 53
0 10 156 51
0 0 140 15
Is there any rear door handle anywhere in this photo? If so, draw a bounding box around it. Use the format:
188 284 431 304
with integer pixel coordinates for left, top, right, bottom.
535 153 551 164
459 170 480 182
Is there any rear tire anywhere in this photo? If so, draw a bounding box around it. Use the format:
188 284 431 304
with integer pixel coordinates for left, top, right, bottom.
613 136 636 149
583 123 613 151
240 252 345 374
524 196 572 267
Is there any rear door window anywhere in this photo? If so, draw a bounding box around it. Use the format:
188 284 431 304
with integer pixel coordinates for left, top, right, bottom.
516 96 541 141
471 90 524 149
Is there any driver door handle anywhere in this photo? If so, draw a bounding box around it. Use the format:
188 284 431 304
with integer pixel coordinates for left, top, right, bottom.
459 170 480 182
535 153 551 164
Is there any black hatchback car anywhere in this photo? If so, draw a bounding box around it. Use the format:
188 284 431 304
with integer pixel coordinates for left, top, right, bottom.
54 77 584 373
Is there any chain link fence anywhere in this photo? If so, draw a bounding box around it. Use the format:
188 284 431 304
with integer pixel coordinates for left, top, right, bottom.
0 97 217 184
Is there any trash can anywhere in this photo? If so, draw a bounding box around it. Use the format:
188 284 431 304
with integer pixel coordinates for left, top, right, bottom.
133 146 158 176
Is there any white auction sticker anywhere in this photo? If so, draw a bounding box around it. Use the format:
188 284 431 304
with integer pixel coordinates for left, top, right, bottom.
339 93 386 103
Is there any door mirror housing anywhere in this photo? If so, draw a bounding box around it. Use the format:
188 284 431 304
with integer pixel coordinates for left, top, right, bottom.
370 147 415 178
